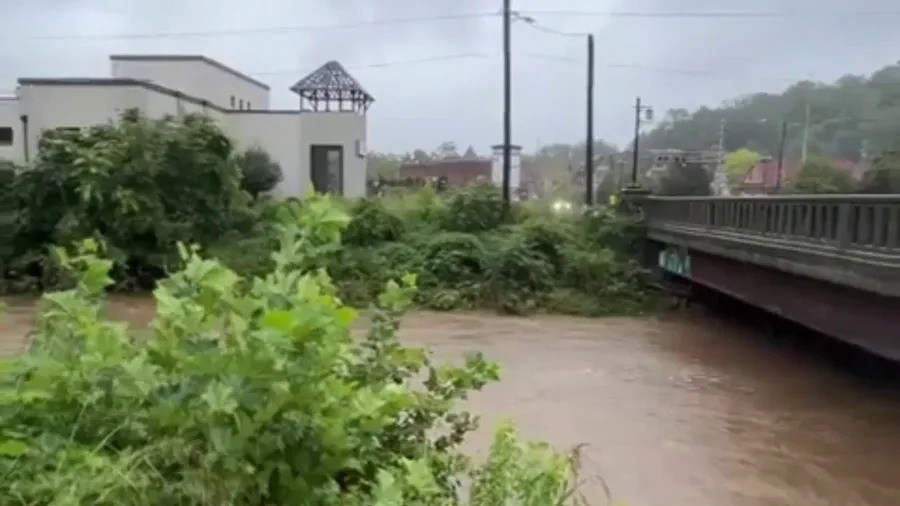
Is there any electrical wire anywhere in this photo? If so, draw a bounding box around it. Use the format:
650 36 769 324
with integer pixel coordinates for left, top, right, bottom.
0 51 886 87
515 9 900 19
4 12 498 41
6 9 900 41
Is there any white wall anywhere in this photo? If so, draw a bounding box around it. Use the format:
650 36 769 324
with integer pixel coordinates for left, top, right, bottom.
0 97 22 162
490 145 522 189
13 81 309 199
12 78 366 200
299 112 367 198
226 112 306 198
16 82 148 163
110 57 269 111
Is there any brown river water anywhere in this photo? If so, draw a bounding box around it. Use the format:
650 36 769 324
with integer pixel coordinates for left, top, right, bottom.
2 296 899 505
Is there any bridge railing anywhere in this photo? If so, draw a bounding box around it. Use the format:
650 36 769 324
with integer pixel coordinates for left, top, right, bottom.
645 195 900 253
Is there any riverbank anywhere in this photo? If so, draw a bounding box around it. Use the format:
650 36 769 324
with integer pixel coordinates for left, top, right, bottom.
8 294 900 504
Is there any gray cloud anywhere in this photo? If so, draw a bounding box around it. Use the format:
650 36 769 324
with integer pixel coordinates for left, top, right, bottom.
4 0 900 153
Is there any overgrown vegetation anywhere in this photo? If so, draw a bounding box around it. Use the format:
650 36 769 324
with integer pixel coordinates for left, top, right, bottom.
0 203 603 505
0 110 651 316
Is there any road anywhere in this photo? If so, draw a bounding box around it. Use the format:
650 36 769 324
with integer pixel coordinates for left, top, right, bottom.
2 298 900 505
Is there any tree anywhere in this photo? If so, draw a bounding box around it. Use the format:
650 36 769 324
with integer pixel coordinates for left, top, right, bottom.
432 141 459 160
788 158 855 194
236 146 282 198
657 160 712 196
724 148 761 186
639 60 900 161
858 150 900 193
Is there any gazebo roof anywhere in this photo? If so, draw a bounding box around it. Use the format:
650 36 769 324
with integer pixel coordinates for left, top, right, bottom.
290 60 374 107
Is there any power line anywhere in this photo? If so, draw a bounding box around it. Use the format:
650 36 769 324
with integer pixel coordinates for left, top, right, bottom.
6 12 498 41
0 50 896 89
515 9 900 19
7 9 900 41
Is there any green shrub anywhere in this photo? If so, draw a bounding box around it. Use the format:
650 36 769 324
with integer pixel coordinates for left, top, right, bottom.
441 184 508 233
236 145 283 198
417 232 490 310
343 197 405 246
0 200 588 505
486 234 555 315
4 109 253 293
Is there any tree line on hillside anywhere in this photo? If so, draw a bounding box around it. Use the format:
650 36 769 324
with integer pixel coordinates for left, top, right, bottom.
639 62 900 163
370 60 900 197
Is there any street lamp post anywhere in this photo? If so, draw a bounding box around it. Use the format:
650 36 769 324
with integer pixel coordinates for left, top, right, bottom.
630 97 653 186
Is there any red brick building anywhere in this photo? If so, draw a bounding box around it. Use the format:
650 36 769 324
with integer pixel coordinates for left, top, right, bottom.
397 158 538 191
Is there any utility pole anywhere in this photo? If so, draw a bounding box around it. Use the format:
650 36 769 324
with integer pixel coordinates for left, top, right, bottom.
775 120 788 191
584 34 595 206
631 97 641 186
801 101 810 163
711 118 729 196
630 97 653 186
501 0 512 205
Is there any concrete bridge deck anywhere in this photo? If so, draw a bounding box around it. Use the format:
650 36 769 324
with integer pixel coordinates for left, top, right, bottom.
642 195 900 359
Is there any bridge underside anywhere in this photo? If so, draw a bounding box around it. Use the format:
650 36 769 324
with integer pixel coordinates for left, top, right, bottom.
668 248 899 361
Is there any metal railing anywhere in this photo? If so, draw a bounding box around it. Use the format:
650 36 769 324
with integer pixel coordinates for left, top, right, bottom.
645 195 900 253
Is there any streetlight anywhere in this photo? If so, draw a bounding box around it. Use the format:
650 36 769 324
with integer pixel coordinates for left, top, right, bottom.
630 97 654 186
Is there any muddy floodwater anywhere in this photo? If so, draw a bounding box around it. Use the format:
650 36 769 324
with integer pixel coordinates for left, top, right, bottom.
3 297 900 505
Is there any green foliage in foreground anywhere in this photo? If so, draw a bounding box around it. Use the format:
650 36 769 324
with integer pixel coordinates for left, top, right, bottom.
0 200 600 506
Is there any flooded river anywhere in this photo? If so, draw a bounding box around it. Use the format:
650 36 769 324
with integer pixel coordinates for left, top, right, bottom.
2 297 900 505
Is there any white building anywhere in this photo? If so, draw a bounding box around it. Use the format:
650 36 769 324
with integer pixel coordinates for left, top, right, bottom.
0 54 373 198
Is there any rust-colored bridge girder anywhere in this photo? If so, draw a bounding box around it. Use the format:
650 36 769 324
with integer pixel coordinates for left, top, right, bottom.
643 195 900 359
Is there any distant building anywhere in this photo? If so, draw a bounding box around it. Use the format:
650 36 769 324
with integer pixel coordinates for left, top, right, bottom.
0 54 370 198
397 145 538 193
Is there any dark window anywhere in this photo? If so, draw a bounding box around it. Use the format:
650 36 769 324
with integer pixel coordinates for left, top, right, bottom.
310 145 344 195
238 99 244 109
230 96 236 108
55 127 81 133
247 101 251 110
0 127 12 145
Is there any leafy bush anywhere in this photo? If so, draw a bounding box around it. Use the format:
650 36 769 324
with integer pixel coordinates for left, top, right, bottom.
0 200 590 505
343 197 405 246
418 232 491 310
4 109 254 292
236 146 283 198
441 183 508 233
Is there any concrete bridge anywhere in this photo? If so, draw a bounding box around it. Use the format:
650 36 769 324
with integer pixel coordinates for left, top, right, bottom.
642 194 900 360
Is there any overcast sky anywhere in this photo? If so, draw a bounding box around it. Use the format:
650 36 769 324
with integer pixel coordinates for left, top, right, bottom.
3 0 900 153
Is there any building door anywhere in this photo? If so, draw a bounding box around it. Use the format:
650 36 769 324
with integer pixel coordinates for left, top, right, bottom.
310 145 344 195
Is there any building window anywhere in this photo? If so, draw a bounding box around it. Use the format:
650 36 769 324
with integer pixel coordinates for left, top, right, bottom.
238 99 244 109
230 96 236 108
247 101 251 110
0 127 12 146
